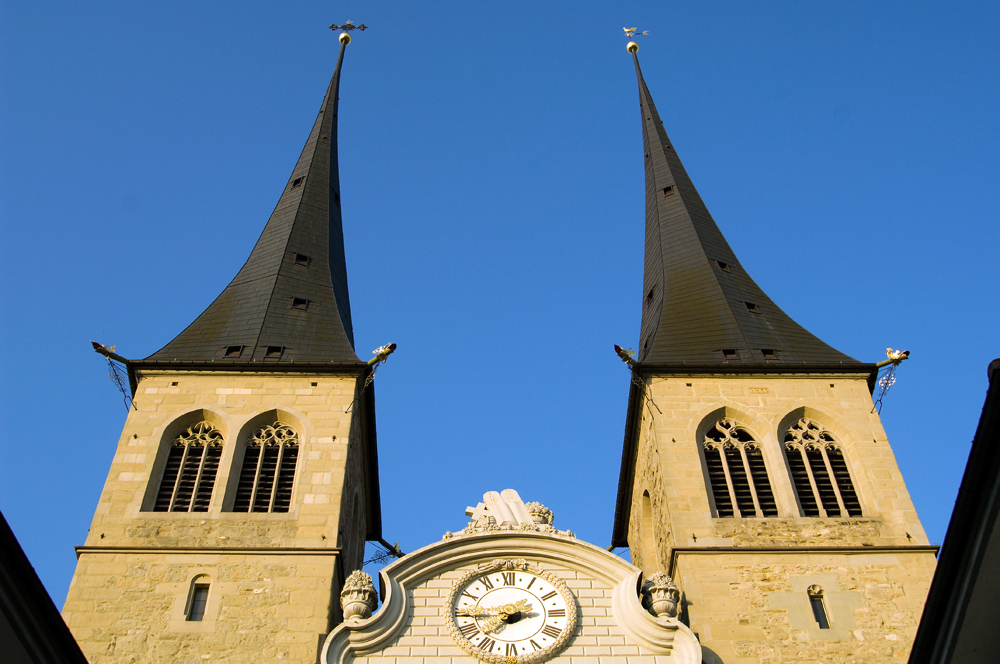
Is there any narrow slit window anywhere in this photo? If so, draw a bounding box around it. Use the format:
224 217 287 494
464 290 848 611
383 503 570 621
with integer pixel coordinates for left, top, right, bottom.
783 418 862 517
712 259 732 273
808 586 830 629
646 287 655 305
744 302 761 314
702 419 777 518
231 422 299 513
187 583 210 621
153 422 224 512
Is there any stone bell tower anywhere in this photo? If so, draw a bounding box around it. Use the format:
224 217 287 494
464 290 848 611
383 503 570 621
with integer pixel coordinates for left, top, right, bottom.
610 39 937 663
62 31 384 664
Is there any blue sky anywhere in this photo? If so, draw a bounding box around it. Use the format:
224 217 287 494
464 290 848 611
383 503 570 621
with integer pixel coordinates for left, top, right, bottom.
1 1 997 606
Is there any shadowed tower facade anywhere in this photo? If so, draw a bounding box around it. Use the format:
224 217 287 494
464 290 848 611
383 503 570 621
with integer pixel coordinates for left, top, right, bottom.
611 41 937 663
61 33 383 663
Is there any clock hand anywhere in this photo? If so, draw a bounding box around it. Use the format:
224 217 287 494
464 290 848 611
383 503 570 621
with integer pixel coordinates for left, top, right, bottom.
457 599 531 618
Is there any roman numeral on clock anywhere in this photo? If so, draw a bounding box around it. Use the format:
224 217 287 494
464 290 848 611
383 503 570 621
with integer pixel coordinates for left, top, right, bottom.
462 591 479 601
459 622 479 638
529 640 541 651
480 576 495 590
547 608 565 617
506 643 517 657
541 624 561 638
501 572 515 586
541 591 557 601
478 637 495 651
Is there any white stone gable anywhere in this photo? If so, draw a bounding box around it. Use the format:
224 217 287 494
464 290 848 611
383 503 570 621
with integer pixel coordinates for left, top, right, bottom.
322 528 700 663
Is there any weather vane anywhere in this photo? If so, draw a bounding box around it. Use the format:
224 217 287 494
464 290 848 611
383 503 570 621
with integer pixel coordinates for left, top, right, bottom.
623 26 649 53
871 347 910 414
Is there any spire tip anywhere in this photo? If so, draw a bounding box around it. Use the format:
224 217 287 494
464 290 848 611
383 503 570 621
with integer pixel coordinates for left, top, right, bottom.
339 32 351 45
627 41 639 54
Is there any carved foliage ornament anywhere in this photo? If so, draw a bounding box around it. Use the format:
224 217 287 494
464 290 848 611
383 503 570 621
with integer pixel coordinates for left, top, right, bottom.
702 418 758 451
444 559 577 664
250 422 298 447
175 421 224 447
783 417 837 452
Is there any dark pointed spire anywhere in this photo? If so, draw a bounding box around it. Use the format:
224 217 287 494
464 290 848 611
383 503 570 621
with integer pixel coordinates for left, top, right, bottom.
630 46 862 368
145 36 361 366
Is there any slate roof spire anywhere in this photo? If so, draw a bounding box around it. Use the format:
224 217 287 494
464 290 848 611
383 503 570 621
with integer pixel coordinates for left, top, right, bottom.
629 46 862 368
144 35 361 366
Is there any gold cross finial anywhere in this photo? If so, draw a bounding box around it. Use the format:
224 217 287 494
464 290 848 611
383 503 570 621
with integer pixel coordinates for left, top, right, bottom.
330 19 368 45
623 26 649 53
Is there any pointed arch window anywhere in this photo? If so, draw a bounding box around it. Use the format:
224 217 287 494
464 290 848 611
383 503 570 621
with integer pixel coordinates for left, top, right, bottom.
232 422 298 513
702 419 777 518
153 422 224 512
783 418 862 517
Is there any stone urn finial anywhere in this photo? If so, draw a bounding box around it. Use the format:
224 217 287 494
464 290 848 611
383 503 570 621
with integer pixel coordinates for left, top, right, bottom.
525 501 553 526
341 570 377 621
641 571 680 620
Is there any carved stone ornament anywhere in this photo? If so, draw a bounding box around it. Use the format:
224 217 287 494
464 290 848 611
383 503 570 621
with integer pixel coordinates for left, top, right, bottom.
641 571 680 620
525 502 553 525
340 570 377 622
443 559 577 664
451 490 571 540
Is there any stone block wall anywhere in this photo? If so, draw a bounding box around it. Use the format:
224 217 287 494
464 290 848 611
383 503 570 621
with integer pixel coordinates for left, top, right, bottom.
62 370 370 664
626 374 930 556
677 550 937 663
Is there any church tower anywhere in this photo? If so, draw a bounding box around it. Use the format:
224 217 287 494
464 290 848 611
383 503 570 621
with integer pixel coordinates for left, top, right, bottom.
62 32 383 663
611 41 937 662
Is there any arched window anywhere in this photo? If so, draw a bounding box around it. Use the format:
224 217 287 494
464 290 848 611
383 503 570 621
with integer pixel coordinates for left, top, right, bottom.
153 422 224 512
186 576 211 622
783 418 862 517
232 421 298 513
807 585 830 629
702 418 777 518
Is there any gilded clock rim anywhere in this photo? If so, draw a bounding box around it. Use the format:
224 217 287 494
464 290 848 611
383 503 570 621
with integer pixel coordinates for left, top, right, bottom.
444 558 577 664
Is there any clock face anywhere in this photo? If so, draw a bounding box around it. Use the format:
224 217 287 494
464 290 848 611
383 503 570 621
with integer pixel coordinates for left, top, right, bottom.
445 560 576 664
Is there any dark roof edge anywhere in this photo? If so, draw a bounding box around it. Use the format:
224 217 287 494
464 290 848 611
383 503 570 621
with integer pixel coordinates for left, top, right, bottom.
908 358 1000 664
611 374 643 548
633 362 877 375
361 369 382 541
0 510 90 664
130 360 368 372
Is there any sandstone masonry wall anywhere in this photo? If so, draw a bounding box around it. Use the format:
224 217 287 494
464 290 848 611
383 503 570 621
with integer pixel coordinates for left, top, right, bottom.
62 370 367 664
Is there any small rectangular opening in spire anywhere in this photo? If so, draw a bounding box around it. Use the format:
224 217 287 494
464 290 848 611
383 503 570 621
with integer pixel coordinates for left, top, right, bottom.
290 177 304 189
291 298 310 311
264 346 284 360
744 302 761 314
293 253 310 267
721 349 741 360
662 186 674 197
713 260 731 273
224 345 244 359
760 348 779 360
